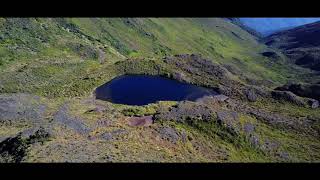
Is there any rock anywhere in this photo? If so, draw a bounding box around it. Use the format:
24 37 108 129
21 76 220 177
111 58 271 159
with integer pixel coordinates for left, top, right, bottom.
245 107 318 136
216 111 240 135
249 135 260 147
243 123 255 135
157 127 180 144
244 89 258 102
262 139 280 153
275 83 320 101
277 151 290 160
127 116 153 127
0 134 27 163
97 48 106 64
271 90 305 106
212 95 229 102
25 127 50 144
308 99 319 109
53 104 90 135
0 94 46 124
172 72 189 82
154 101 216 123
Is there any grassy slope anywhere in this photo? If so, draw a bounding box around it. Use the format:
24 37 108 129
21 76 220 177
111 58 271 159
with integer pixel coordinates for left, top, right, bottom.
0 18 319 162
0 17 313 98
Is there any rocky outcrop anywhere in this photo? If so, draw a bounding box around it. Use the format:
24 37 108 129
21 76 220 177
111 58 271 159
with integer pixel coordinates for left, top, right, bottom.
216 111 240 135
53 103 91 135
271 90 306 106
156 126 186 144
275 83 320 101
171 72 190 83
0 94 46 125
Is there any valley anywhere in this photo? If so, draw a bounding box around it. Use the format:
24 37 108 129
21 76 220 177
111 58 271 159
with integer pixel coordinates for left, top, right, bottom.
0 18 319 162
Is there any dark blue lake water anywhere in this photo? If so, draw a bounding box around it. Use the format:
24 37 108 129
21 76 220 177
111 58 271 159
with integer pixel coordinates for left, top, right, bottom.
95 75 218 106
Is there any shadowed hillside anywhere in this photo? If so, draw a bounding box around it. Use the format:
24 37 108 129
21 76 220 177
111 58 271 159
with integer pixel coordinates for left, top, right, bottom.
263 21 320 72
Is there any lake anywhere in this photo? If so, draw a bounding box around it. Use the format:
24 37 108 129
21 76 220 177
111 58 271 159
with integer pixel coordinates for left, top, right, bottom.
95 75 218 105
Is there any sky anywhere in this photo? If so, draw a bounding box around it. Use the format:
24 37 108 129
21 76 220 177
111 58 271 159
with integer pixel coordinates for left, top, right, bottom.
240 18 320 35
